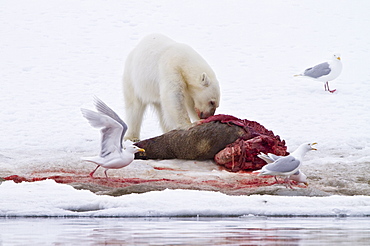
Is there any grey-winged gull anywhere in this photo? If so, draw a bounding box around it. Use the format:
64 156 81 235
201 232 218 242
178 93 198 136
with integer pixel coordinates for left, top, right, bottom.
295 54 342 93
253 142 317 188
289 170 308 186
81 97 145 178
257 152 308 186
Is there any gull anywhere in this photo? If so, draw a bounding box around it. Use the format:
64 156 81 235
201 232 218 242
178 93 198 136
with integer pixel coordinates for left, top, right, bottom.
295 54 342 93
289 170 308 186
253 142 317 188
81 97 145 178
257 152 308 186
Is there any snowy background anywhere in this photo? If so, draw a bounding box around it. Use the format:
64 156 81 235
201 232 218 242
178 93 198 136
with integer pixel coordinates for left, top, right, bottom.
1 0 370 216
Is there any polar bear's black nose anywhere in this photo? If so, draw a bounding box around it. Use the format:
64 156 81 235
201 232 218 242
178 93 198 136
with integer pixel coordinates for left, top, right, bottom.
199 110 216 119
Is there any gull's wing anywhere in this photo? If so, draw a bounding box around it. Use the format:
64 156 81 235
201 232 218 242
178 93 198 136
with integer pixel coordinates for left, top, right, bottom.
264 155 301 173
93 97 128 148
257 152 282 163
257 153 275 163
303 62 331 78
81 108 123 157
267 153 281 161
292 170 300 175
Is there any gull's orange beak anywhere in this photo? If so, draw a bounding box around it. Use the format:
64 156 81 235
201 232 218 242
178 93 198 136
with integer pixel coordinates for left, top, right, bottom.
311 142 318 151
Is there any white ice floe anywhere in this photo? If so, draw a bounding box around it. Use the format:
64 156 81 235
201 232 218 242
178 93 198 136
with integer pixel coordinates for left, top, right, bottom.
1 0 370 217
1 180 370 217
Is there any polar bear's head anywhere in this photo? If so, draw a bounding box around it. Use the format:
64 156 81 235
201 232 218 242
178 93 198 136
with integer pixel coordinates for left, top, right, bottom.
190 72 220 119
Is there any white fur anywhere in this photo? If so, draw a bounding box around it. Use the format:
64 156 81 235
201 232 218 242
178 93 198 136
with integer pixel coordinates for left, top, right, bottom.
123 34 220 140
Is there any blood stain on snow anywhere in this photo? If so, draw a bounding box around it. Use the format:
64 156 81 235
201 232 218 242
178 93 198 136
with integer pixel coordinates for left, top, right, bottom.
153 167 179 171
3 168 278 191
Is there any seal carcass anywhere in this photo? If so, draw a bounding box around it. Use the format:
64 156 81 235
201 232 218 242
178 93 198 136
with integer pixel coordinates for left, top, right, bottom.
135 114 288 171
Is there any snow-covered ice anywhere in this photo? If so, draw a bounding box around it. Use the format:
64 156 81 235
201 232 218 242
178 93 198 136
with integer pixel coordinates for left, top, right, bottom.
1 0 370 217
1 179 370 217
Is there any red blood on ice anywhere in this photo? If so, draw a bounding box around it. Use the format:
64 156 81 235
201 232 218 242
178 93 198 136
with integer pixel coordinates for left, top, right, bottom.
153 167 179 171
3 170 278 193
4 175 28 183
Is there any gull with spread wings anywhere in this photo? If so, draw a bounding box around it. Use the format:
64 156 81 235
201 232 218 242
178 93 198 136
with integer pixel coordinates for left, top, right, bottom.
81 97 144 178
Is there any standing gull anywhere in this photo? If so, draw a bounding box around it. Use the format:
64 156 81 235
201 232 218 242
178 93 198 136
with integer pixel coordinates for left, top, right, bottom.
257 152 308 186
253 142 317 188
81 97 145 178
295 54 342 93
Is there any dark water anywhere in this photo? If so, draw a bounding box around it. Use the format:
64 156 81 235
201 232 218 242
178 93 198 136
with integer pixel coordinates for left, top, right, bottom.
1 217 370 245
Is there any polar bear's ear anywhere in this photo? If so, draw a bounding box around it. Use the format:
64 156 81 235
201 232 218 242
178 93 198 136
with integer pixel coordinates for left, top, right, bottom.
201 72 210 87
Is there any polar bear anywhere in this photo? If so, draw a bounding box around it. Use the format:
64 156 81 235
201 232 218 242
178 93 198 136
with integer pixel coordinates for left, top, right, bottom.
123 33 220 141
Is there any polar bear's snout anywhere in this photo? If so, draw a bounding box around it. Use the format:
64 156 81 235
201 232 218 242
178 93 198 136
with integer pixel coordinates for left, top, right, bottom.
199 111 213 119
196 103 217 119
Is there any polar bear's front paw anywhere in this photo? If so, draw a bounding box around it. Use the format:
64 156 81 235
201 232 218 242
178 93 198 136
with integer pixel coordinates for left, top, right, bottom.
125 137 141 142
